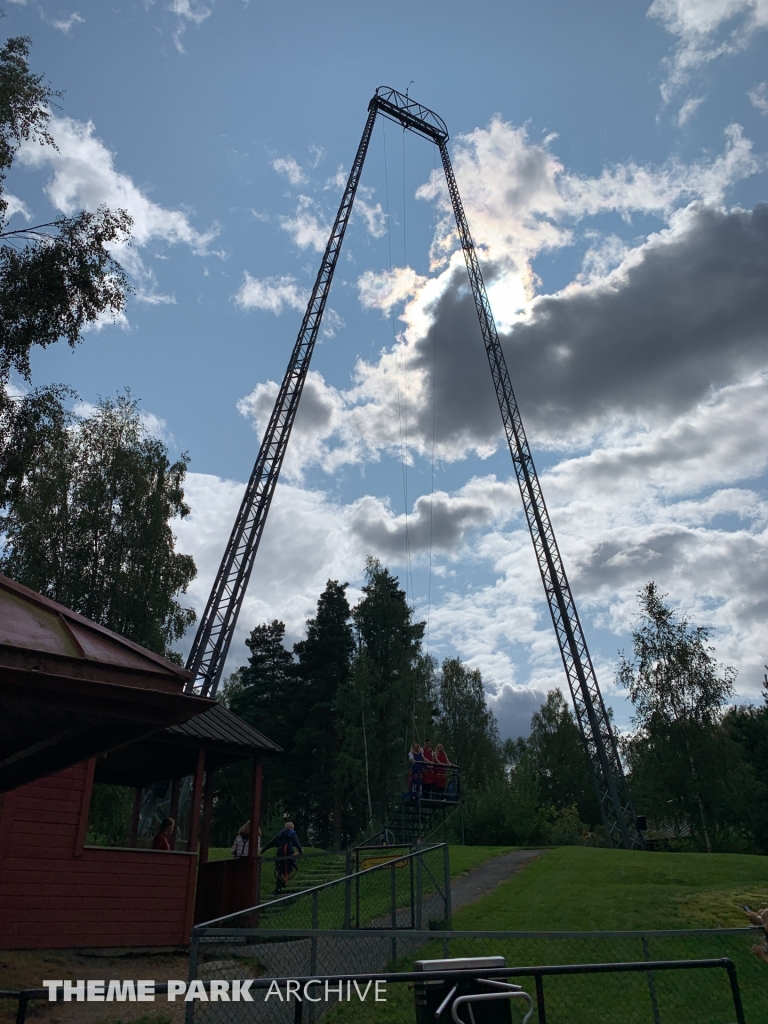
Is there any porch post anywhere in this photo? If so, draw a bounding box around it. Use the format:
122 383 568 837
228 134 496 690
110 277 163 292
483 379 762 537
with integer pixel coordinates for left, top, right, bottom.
188 749 205 855
183 750 206 941
168 777 182 850
248 758 263 906
199 767 216 865
128 786 142 847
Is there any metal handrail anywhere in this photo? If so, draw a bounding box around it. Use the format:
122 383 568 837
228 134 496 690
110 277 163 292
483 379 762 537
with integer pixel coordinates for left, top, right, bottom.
13 956 746 1024
193 842 447 931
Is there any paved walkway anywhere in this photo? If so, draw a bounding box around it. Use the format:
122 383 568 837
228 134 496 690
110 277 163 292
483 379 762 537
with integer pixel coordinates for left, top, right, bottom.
451 849 544 913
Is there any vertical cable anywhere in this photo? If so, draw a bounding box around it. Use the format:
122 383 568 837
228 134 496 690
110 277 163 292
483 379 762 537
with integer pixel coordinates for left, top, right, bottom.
382 120 410 607
426 145 438 660
401 127 414 609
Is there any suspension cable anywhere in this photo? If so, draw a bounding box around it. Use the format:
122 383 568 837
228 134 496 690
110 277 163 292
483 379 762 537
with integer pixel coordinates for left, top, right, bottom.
381 120 412 610
401 126 414 609
426 143 438 661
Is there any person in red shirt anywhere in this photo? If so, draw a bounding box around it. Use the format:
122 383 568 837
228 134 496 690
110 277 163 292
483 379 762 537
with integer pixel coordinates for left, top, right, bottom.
422 741 435 798
433 744 452 799
152 817 175 850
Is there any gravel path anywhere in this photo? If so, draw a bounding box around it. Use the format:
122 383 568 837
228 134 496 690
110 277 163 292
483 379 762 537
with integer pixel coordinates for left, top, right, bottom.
450 849 544 913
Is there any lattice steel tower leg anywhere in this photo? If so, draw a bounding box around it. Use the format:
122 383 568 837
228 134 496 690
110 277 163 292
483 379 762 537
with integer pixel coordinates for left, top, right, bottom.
184 104 378 698
436 140 642 851
185 85 642 850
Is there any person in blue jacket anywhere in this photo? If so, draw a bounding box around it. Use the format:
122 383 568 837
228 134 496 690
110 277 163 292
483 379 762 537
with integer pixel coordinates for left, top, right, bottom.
263 821 304 894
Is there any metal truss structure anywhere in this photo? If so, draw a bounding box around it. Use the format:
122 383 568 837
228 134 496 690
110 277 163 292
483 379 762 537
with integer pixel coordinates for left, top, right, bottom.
185 86 643 850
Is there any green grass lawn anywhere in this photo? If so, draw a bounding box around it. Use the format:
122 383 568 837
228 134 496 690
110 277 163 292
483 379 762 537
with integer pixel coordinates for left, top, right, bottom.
322 846 768 1024
454 846 768 930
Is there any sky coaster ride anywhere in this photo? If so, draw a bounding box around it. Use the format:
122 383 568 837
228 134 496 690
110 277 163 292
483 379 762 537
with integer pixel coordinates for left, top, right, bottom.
183 86 644 852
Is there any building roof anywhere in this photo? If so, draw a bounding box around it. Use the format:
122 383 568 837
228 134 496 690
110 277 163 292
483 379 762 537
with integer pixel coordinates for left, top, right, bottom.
0 573 214 792
167 702 282 753
0 573 192 685
95 703 283 787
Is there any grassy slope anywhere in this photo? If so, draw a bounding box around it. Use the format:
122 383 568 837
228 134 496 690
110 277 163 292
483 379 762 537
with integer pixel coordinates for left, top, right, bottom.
454 846 768 930
327 846 768 1024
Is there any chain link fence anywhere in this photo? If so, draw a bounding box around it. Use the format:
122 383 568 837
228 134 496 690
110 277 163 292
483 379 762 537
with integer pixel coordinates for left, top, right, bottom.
197 844 450 933
185 926 765 1024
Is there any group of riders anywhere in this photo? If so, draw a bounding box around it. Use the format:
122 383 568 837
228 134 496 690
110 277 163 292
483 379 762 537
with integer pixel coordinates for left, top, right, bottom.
408 740 454 801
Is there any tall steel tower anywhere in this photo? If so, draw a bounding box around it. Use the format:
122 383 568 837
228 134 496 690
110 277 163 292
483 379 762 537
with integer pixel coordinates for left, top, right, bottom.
185 87 644 851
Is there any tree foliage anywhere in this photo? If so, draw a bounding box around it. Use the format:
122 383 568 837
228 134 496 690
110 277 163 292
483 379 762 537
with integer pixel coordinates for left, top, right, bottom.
0 391 196 657
293 580 355 847
619 582 743 852
435 657 501 790
0 31 132 383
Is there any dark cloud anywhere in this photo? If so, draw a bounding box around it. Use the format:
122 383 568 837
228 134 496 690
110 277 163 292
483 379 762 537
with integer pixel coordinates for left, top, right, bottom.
348 479 513 557
488 684 548 740
412 204 768 447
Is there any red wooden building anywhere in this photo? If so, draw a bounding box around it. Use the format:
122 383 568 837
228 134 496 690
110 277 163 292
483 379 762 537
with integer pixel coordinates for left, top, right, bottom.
0 574 281 949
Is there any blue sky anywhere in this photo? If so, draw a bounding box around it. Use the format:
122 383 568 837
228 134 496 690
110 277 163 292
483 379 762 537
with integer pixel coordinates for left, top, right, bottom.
3 0 768 738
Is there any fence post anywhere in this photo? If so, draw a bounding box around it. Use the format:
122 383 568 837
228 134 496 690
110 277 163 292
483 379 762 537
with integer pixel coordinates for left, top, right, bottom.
185 931 200 1024
443 843 452 928
390 860 398 962
409 855 415 928
641 936 662 1024
344 848 352 928
15 990 29 1024
355 849 360 931
416 848 423 930
725 959 747 1024
534 975 546 1024
309 891 319 1024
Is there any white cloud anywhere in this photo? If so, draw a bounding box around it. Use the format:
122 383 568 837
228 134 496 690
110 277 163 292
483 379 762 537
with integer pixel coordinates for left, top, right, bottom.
18 116 219 255
169 0 212 53
3 194 31 221
749 80 768 113
272 156 306 186
676 95 704 125
357 266 428 313
324 165 346 191
51 12 84 33
170 0 211 25
234 272 308 314
280 196 329 252
321 308 344 337
139 410 175 445
648 0 768 100
355 197 387 238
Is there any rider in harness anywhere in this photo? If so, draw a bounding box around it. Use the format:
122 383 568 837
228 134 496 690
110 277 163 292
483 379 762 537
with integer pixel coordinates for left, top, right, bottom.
262 821 304 894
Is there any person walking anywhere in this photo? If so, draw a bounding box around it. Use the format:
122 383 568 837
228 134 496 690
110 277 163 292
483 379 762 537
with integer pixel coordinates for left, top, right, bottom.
262 821 304 894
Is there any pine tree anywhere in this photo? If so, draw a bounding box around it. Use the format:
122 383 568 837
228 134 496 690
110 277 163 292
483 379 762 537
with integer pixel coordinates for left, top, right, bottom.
227 620 299 827
293 580 354 847
435 657 501 790
347 558 428 825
